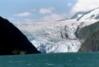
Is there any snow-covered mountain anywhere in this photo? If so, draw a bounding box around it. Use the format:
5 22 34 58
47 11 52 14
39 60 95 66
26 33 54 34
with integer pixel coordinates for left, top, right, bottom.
14 8 99 53
72 7 99 21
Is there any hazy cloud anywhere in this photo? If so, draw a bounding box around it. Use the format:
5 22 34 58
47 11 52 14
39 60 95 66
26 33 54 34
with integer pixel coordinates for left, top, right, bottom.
41 13 65 21
39 8 54 14
12 7 66 22
67 2 73 7
38 7 66 21
15 12 32 17
71 0 99 13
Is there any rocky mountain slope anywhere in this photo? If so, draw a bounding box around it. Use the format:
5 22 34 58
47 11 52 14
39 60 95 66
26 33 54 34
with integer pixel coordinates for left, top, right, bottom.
78 21 99 52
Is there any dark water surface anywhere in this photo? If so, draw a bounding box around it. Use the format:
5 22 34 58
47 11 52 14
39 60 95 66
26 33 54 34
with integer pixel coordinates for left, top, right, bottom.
0 53 99 67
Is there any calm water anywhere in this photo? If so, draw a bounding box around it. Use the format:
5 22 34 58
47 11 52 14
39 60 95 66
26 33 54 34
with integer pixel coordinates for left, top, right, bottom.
0 53 98 67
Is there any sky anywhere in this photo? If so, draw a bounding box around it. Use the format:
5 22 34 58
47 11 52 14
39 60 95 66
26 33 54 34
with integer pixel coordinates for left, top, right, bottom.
0 0 99 23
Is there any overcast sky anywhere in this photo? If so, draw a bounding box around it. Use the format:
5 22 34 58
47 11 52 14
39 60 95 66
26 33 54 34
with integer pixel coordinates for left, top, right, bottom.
0 0 99 23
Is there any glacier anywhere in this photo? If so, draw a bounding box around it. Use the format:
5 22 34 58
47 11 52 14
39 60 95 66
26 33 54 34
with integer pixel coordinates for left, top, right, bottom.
14 8 99 53
15 20 81 53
